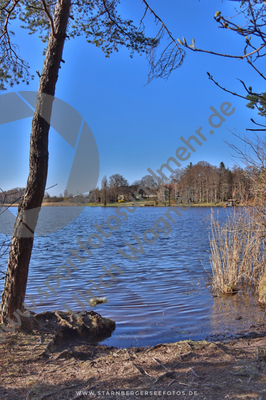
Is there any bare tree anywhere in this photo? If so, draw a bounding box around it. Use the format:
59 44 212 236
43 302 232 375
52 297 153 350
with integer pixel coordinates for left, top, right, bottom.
109 174 129 203
140 175 158 189
170 162 250 204
101 175 108 206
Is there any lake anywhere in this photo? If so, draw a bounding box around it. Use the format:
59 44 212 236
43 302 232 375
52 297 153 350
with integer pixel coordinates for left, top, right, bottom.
1 206 266 347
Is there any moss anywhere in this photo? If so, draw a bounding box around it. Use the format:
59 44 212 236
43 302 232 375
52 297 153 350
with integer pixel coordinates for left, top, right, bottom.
89 297 107 307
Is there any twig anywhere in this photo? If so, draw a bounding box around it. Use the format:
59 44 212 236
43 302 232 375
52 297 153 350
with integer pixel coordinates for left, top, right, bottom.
146 343 168 353
189 367 201 379
246 128 266 131
153 371 176 384
247 59 266 81
102 0 139 43
55 311 73 328
185 42 266 60
49 360 76 373
207 73 249 101
170 362 181 370
141 0 180 51
54 349 72 360
133 363 153 378
152 357 168 371
168 379 175 386
250 118 266 128
178 381 193 386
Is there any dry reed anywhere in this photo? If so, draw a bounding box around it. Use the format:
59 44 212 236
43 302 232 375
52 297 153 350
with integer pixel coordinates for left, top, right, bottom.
209 208 266 294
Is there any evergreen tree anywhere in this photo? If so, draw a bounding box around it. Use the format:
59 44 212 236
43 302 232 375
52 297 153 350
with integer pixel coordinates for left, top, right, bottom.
219 162 225 171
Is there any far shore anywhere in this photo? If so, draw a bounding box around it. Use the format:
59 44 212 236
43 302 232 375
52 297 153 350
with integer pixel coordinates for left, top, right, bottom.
3 201 245 208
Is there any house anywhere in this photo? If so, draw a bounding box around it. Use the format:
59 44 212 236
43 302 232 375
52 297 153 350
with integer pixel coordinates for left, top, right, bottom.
224 199 238 207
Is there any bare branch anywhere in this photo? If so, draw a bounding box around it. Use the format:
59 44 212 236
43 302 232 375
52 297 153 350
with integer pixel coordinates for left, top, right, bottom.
207 73 249 101
141 0 180 52
250 118 266 128
101 0 135 41
247 58 266 81
183 41 266 60
0 0 20 40
140 0 185 82
246 128 266 131
40 0 55 38
140 5 148 28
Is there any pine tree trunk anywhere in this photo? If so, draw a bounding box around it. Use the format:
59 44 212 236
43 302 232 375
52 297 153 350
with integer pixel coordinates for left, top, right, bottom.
0 0 71 323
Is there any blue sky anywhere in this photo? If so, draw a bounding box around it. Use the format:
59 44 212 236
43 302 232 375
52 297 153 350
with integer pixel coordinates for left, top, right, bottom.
1 0 264 196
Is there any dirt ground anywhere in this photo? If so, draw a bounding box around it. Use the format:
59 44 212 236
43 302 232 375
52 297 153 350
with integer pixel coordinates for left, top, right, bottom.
1 326 266 400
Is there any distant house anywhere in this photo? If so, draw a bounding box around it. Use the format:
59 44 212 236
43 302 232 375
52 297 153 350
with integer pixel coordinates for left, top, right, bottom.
225 199 238 207
117 185 138 201
117 185 152 201
117 194 126 201
141 189 158 199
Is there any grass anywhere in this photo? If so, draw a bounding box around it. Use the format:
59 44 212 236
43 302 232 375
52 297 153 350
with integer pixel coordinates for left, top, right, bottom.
40 199 232 208
190 202 224 207
209 208 266 294
85 202 138 207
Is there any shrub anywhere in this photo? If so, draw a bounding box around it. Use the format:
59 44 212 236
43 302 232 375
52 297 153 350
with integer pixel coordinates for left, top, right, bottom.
209 208 266 294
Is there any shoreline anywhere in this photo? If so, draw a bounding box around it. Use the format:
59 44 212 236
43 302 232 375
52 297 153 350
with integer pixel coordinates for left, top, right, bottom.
1 323 266 399
4 202 243 208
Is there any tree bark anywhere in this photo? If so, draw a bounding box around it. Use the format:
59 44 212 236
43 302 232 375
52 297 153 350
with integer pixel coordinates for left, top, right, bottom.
0 0 71 323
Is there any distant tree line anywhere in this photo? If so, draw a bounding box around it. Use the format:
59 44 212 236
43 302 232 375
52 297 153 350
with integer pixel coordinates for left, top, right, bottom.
170 161 252 203
0 188 25 205
89 162 254 204
1 161 254 206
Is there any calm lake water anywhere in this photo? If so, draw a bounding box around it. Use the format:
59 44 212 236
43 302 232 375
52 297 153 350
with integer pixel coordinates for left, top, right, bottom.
1 206 266 347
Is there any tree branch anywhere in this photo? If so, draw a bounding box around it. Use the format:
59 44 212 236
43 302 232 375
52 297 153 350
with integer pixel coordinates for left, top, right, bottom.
247 58 266 81
183 41 266 60
0 0 20 40
40 0 55 38
207 72 249 101
141 0 180 52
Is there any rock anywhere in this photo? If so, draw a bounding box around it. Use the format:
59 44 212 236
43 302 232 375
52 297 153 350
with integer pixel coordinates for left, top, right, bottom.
22 310 115 355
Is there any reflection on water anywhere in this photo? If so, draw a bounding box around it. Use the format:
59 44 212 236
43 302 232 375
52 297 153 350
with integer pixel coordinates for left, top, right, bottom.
209 290 266 339
0 206 265 347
